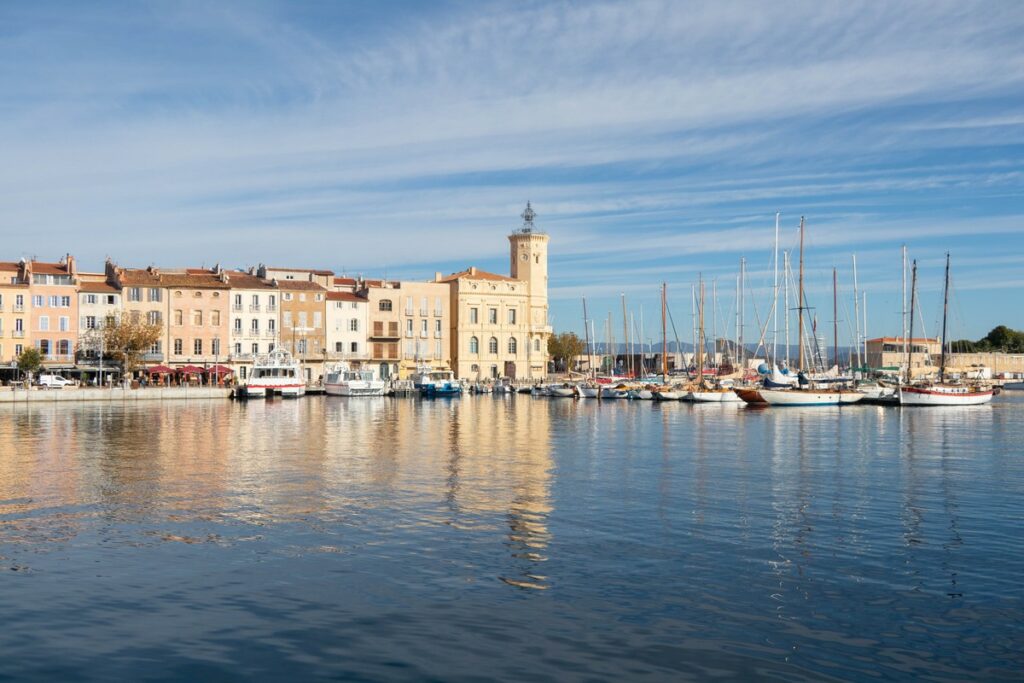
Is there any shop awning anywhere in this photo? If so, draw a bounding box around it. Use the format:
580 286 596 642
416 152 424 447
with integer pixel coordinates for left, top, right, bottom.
147 365 174 374
204 364 233 376
177 364 205 374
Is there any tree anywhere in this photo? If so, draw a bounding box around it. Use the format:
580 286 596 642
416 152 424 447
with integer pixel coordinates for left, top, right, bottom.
548 332 586 372
16 347 42 378
102 314 163 376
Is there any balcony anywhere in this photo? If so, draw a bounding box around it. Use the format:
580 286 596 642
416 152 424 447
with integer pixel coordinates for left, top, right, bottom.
141 352 165 362
14 305 24 313
12 330 25 338
249 304 261 312
434 330 442 338
266 305 278 313
434 309 443 317
419 308 428 317
531 324 553 334
264 330 277 338
232 304 243 312
419 330 428 339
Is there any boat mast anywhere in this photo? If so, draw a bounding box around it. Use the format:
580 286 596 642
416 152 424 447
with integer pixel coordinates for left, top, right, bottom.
833 267 838 369
773 211 780 365
697 276 705 387
661 283 668 381
902 245 908 377
797 216 805 373
940 252 950 383
739 257 746 369
852 254 862 371
712 279 718 371
784 250 790 368
734 273 740 371
582 296 593 380
907 259 917 384
621 293 630 378
862 293 867 367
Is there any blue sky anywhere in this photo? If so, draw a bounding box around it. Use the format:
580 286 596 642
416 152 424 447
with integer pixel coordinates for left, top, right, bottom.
2 1 1023 343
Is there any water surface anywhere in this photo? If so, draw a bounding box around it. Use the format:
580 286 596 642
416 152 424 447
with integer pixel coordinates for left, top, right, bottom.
1 395 1022 681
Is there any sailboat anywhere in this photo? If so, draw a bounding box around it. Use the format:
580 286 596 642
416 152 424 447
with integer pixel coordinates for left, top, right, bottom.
653 283 685 400
736 217 865 407
579 297 601 398
688 277 741 402
898 254 994 407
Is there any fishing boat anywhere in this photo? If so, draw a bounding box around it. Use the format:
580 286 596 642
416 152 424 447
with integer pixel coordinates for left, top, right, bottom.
243 347 305 398
898 254 993 407
324 362 386 396
578 382 602 398
412 364 462 397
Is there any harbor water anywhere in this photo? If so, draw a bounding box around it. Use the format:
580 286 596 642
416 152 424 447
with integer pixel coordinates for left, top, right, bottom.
1 395 1022 680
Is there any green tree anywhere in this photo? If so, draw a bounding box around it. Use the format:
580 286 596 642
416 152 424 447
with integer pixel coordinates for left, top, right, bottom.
548 332 586 372
16 347 42 378
982 325 1024 353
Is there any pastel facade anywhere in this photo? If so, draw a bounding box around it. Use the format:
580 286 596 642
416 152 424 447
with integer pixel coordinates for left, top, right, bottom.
108 263 167 362
277 280 327 381
27 257 80 368
325 291 369 366
222 270 280 380
76 276 122 363
164 271 230 366
394 280 451 379
0 261 30 365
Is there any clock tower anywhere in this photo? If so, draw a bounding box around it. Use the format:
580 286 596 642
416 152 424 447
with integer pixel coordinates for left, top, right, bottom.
508 202 551 371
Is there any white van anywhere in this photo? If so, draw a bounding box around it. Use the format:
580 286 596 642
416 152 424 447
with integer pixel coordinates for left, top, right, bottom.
38 374 74 389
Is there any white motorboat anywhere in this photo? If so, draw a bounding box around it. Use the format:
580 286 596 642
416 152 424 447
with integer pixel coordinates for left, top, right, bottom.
549 384 577 398
324 362 386 397
578 384 601 398
244 348 305 398
628 388 654 400
601 386 629 399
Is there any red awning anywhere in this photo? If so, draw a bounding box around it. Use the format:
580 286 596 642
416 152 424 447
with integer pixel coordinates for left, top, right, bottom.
205 364 233 375
147 365 174 374
177 364 205 374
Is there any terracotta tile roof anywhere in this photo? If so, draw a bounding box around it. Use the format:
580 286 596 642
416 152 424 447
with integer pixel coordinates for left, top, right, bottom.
334 277 357 286
439 267 515 283
361 279 401 289
118 268 162 285
160 273 229 289
0 261 23 271
79 281 120 293
326 291 367 303
31 261 71 275
224 271 276 289
267 266 334 276
276 280 325 291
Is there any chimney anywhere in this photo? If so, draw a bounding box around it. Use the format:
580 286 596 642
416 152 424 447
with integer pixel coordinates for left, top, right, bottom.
434 271 442 282
469 266 477 276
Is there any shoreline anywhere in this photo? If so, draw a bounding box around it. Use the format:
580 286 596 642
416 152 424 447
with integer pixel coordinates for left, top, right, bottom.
0 386 233 403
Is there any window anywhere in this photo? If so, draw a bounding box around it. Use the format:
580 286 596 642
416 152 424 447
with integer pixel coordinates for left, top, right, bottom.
234 294 242 308
299 293 306 302
174 339 183 355
534 339 540 352
435 319 441 336
268 319 275 332
105 295 116 305
194 291 202 298
471 364 479 372
435 341 442 358
298 312 307 327
147 311 161 325
251 319 260 331
349 319 359 332
49 296 58 308
508 309 516 324
283 293 292 301
148 288 161 302
128 288 142 302
470 307 478 324
470 336 479 353
174 310 183 325
313 312 322 328
297 339 307 354
234 318 242 332
193 310 202 326
150 341 161 354
59 316 69 332
16 294 24 308
434 297 442 315
37 339 50 355
32 295 43 307
14 319 22 332
194 339 203 355
58 339 70 356
211 311 220 326
315 294 323 302
406 319 413 336
85 316 96 329
85 294 97 305
488 308 497 324
284 311 292 326
252 343 259 354
405 297 413 314
234 343 242 355
489 337 498 354
39 316 49 331
379 299 393 312
350 341 358 353
15 344 23 356
335 342 344 352
420 297 427 315
420 319 427 336
268 295 276 309
252 294 259 307
211 338 220 355
508 337 517 354
60 296 70 307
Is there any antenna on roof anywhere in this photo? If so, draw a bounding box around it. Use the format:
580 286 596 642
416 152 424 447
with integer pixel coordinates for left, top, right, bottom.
521 201 536 233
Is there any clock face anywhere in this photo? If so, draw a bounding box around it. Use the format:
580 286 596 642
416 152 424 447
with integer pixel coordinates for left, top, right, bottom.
520 253 529 261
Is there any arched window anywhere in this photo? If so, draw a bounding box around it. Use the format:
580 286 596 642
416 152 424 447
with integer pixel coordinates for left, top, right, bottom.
534 338 540 352
488 337 498 354
469 336 479 353
379 299 392 311
508 337 517 354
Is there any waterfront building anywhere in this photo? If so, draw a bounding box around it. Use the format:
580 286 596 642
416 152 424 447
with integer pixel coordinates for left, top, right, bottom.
106 262 167 366
220 269 279 382
440 203 551 381
360 279 451 380
0 261 30 370
76 274 122 373
275 279 328 382
361 280 402 380
325 291 369 368
260 265 334 289
865 336 941 373
163 270 231 370
26 256 80 369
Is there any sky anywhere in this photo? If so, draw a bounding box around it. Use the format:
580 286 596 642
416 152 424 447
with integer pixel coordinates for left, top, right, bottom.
2 0 1023 345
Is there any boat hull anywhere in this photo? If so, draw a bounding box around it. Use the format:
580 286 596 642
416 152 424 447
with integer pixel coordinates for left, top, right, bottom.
688 390 742 403
738 388 865 406
326 383 386 396
898 386 994 406
549 387 577 398
653 391 683 401
579 387 601 398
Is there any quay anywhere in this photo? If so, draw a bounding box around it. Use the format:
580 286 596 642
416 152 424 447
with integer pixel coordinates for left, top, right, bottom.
0 386 232 403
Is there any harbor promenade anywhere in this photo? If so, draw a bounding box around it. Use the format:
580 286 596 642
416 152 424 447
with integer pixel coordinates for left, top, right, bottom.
0 386 233 403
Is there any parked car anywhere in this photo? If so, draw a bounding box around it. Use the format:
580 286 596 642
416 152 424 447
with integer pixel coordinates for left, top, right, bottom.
37 374 74 389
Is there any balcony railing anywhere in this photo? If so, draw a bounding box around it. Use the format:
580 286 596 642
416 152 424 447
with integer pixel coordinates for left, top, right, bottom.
264 330 277 338
434 309 443 317
14 305 24 312
249 304 261 312
232 304 243 312
266 305 278 313
420 308 428 317
12 330 25 338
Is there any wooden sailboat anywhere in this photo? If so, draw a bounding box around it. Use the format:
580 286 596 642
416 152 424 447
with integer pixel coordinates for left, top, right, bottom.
689 276 741 402
736 216 864 406
898 254 993 406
